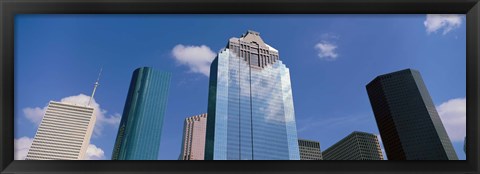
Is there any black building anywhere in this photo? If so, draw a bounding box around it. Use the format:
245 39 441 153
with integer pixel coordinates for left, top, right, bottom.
366 69 458 160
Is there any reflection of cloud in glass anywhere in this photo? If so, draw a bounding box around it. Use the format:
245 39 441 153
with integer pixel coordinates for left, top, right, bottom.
208 47 300 160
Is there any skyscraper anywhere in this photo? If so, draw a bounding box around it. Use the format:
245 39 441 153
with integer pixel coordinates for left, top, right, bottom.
366 68 458 160
322 131 383 160
205 30 300 160
111 67 171 160
25 69 102 160
179 113 207 160
298 139 323 160
25 101 96 160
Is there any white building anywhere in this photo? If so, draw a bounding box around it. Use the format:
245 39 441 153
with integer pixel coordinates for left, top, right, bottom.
25 101 96 160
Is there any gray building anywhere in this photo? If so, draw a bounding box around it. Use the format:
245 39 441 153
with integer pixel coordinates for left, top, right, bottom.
366 69 458 160
298 139 323 160
323 131 383 160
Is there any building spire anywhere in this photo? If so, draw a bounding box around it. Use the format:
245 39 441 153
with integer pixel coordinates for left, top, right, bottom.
88 67 102 106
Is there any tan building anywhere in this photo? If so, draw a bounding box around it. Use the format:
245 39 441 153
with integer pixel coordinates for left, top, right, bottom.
25 101 96 160
179 113 207 160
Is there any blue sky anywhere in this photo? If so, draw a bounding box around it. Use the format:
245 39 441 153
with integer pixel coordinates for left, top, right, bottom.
14 14 466 160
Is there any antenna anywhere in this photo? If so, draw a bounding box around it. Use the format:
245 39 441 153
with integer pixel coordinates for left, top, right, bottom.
88 67 103 106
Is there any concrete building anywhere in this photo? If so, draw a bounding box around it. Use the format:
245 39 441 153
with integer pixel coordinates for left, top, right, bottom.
323 131 383 160
25 101 96 160
180 113 207 160
298 139 323 160
366 69 458 160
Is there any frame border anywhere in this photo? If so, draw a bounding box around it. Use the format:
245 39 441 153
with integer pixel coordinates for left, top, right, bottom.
1 0 478 173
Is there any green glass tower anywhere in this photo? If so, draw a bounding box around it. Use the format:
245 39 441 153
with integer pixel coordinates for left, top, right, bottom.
366 69 458 160
111 67 171 160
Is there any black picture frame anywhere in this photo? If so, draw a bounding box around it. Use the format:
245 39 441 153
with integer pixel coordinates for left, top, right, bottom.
1 0 478 173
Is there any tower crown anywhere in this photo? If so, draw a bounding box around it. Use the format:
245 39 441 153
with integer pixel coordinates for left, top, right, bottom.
226 30 280 68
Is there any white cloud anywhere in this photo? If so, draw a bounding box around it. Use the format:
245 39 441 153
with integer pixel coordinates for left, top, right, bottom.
15 137 105 160
424 14 463 35
84 144 105 160
436 97 466 142
14 137 34 160
314 41 339 61
171 44 216 77
23 93 121 138
23 107 46 124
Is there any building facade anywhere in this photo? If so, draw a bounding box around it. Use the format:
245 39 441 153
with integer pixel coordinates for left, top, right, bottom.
26 101 96 160
298 139 323 160
322 131 383 160
180 113 208 160
366 69 458 160
205 30 300 160
111 67 171 160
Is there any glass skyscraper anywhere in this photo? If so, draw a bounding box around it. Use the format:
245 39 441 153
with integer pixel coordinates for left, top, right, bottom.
205 30 300 160
366 69 458 160
111 67 171 160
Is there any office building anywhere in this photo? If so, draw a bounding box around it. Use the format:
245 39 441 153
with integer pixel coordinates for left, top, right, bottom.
298 139 323 160
366 69 458 160
205 30 300 160
25 101 96 160
111 67 171 160
25 69 102 160
179 113 207 160
323 131 383 160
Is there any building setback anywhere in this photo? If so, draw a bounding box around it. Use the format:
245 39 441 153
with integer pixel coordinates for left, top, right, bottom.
180 113 208 160
298 139 323 160
366 68 458 160
322 131 383 160
111 67 171 160
26 101 96 160
205 30 300 160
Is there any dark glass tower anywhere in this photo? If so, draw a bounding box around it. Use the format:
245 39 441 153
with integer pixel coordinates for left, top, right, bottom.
205 30 300 160
366 69 458 160
111 67 171 160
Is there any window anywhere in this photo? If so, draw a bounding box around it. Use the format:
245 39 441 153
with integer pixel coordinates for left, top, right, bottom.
250 53 259 66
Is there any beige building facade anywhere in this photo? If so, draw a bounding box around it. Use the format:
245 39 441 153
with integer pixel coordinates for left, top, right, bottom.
180 113 207 160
